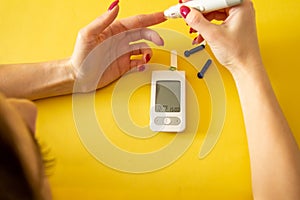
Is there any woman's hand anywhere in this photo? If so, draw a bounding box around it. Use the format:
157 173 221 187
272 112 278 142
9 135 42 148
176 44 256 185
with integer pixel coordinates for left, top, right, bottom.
180 0 262 74
70 1 166 92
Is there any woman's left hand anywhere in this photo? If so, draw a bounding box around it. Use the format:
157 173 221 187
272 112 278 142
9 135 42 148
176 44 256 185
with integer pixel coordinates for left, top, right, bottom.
70 1 166 92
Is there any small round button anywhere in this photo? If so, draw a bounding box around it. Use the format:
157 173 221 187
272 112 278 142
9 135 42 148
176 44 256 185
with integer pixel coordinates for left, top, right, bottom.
164 117 172 125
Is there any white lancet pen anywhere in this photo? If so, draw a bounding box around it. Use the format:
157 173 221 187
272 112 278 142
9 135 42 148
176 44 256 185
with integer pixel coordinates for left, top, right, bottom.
164 0 243 19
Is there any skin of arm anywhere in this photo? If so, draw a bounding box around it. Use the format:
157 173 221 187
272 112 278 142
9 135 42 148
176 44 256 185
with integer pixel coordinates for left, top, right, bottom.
0 59 72 100
181 0 300 199
0 4 166 100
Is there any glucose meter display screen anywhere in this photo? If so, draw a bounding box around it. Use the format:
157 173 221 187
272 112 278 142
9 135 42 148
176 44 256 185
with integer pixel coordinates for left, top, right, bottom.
155 81 180 112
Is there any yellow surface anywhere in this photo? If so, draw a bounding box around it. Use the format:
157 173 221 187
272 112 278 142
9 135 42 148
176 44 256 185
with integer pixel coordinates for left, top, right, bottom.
0 0 300 199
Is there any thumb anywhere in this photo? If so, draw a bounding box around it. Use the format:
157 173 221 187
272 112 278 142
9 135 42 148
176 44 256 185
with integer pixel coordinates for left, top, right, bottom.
83 3 119 37
180 6 218 41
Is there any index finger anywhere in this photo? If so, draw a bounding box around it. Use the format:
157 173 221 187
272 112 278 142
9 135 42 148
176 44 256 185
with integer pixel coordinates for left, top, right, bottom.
118 12 167 30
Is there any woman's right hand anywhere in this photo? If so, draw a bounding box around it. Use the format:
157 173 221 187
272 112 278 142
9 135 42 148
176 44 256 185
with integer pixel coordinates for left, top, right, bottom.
180 0 263 75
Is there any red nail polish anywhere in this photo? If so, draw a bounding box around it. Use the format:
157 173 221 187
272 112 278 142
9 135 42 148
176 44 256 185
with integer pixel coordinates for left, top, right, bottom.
180 6 191 19
138 65 146 72
145 54 151 63
192 37 198 45
179 0 183 3
189 27 197 34
108 0 119 11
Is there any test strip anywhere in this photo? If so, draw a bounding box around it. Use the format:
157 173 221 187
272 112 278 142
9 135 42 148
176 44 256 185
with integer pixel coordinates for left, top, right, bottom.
197 59 212 79
170 50 177 70
184 44 205 57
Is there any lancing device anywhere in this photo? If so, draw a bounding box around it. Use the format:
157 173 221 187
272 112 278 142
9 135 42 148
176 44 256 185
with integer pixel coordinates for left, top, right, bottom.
164 0 243 19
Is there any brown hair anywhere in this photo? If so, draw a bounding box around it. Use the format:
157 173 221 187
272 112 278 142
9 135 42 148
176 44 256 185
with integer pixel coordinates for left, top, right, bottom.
0 119 35 200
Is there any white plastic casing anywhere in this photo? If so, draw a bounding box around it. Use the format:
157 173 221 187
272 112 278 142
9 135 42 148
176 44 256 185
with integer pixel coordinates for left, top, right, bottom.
164 0 243 18
150 71 186 132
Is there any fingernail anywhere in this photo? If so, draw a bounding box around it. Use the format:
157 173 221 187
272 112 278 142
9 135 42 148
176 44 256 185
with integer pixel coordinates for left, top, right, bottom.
138 65 146 72
179 0 183 3
180 6 191 19
189 27 197 34
108 0 119 11
145 54 151 63
159 37 165 46
192 37 198 45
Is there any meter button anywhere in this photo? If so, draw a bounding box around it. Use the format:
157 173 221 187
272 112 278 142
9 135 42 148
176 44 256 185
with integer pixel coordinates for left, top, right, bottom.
163 117 172 125
170 117 181 125
154 117 164 125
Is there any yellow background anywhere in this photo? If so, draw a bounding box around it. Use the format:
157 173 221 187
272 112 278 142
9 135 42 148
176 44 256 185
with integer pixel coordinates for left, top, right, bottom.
0 0 300 199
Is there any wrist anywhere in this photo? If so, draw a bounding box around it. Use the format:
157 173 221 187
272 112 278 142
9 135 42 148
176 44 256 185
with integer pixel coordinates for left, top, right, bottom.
229 58 272 100
64 58 77 82
231 63 266 86
39 58 75 99
229 52 265 81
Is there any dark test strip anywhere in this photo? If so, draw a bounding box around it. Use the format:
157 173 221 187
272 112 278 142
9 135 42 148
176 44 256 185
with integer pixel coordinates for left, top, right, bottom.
184 44 205 57
197 59 212 79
